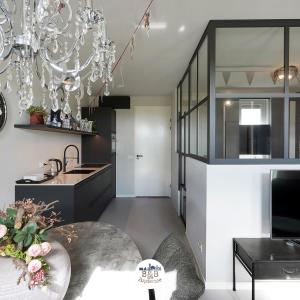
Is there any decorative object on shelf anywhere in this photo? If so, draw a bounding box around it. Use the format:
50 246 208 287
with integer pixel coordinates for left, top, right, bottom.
62 113 72 129
47 109 63 128
0 199 77 289
0 93 7 131
272 65 298 83
80 118 93 132
26 105 47 125
0 0 116 115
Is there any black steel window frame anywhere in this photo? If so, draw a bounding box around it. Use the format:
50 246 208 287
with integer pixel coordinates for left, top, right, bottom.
176 19 300 165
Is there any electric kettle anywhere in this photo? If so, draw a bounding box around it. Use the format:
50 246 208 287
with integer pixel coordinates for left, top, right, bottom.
47 159 63 176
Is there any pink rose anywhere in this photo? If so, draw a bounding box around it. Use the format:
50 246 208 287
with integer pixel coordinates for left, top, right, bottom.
0 224 7 239
28 259 42 273
27 244 42 257
40 242 52 256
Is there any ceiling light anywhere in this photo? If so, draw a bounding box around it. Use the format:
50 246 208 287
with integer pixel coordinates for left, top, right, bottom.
178 25 185 33
145 22 167 30
273 66 298 83
0 0 116 117
225 100 232 106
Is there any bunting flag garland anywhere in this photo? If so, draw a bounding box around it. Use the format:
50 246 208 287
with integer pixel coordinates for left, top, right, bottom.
144 10 151 36
92 0 155 104
130 34 136 59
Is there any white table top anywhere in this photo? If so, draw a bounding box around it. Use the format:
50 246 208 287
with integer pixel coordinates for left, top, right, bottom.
0 241 71 300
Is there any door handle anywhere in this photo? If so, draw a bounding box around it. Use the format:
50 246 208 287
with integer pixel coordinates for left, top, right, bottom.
136 154 143 159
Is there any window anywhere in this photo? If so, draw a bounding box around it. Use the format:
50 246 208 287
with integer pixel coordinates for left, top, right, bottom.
198 38 208 101
177 85 181 119
216 27 284 94
198 101 208 157
215 98 284 159
190 108 197 155
190 57 197 109
289 98 300 158
182 73 189 114
289 28 300 93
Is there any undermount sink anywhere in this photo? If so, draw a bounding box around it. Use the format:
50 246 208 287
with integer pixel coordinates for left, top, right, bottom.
64 169 95 175
79 163 108 168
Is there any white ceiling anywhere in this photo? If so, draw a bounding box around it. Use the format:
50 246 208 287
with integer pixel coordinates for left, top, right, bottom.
90 0 300 96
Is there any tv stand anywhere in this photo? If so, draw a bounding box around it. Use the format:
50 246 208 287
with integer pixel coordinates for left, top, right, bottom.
233 238 300 300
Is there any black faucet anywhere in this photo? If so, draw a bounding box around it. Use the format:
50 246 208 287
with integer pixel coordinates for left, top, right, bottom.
63 144 80 172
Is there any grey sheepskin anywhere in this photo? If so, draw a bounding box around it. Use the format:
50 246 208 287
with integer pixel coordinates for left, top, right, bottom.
153 234 205 300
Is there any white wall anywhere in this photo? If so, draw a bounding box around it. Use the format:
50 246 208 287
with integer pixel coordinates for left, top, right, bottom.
116 96 171 197
185 163 300 288
205 164 300 287
0 89 81 208
186 158 207 279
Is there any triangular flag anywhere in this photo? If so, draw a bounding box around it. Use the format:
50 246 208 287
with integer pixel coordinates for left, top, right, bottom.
222 71 231 85
246 71 255 85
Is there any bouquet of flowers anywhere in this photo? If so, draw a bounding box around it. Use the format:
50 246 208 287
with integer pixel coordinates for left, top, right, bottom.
0 199 76 289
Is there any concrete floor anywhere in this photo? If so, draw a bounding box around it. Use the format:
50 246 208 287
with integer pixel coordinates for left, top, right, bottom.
99 197 186 258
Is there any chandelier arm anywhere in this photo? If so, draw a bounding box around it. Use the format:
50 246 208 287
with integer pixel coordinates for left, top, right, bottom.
39 35 81 65
0 0 16 16
40 49 95 76
0 56 10 75
34 54 65 98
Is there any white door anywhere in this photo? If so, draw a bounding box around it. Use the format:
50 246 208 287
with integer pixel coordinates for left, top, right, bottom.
134 106 171 197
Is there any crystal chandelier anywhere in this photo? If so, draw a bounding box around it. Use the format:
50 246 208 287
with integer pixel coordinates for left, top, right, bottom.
0 0 116 118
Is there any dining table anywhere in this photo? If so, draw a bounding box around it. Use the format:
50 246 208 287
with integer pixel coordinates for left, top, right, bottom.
49 221 149 300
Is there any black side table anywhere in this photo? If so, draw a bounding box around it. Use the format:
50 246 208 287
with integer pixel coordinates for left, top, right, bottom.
233 238 300 300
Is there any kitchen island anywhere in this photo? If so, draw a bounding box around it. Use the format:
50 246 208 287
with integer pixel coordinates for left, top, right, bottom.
15 164 113 225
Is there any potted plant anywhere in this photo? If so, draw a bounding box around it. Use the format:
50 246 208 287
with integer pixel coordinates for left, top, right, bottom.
26 106 47 125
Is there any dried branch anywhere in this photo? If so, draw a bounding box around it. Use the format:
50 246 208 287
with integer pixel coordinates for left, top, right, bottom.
14 207 25 229
13 258 30 286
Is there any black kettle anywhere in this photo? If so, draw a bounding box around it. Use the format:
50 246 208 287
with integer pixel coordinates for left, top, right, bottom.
48 159 63 176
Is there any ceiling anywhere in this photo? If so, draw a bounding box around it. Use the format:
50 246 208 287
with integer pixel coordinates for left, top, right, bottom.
75 0 300 97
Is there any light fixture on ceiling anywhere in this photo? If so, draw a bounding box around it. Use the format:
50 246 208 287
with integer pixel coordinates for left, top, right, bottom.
178 25 185 33
225 100 232 106
272 65 298 82
0 0 116 117
142 22 167 30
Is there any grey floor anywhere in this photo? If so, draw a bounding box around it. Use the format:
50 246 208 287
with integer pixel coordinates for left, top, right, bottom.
100 197 298 300
99 197 186 258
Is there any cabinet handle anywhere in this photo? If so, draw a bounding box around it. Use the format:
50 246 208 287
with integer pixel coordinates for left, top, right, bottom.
282 267 299 275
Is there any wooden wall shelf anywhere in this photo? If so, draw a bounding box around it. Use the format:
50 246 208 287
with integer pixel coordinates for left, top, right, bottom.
14 124 98 136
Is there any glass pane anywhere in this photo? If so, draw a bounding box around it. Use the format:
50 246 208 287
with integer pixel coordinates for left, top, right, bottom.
185 116 189 154
190 108 197 155
191 57 197 108
216 28 284 93
177 85 181 119
198 37 208 101
289 98 300 158
182 73 189 114
181 118 184 153
289 28 300 93
198 101 208 157
215 98 284 159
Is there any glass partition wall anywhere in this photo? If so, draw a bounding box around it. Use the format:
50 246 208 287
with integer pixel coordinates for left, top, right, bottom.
177 20 300 164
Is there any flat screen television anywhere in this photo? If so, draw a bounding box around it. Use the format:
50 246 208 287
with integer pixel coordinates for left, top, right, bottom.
271 170 300 240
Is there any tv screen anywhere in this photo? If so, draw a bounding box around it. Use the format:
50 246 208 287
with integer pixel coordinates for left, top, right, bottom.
271 170 300 239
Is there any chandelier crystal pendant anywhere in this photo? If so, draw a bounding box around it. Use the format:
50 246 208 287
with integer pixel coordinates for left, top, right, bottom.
0 0 116 115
